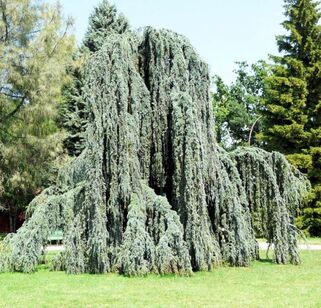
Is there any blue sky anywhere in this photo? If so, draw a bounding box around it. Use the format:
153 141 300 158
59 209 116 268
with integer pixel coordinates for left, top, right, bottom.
60 0 285 84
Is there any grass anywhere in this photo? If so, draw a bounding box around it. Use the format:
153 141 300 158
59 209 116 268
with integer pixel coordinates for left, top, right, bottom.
257 237 321 245
298 237 321 245
0 251 321 307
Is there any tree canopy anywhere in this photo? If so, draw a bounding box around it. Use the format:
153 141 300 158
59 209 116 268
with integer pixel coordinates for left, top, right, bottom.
212 61 268 149
0 0 75 232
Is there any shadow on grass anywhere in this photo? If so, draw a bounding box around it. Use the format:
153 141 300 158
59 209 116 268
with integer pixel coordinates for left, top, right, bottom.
258 258 273 264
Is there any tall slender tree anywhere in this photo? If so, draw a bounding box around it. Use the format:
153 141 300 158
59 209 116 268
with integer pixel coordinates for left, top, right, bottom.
0 0 74 232
258 0 321 235
61 0 130 156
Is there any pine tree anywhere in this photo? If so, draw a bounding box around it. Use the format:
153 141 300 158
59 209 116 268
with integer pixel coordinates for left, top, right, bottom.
258 0 321 235
61 0 130 156
0 0 74 231
83 0 129 52
60 53 88 156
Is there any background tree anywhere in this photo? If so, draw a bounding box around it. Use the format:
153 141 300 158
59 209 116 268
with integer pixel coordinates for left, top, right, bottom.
257 0 321 235
60 53 87 156
0 0 74 232
212 61 268 149
61 0 130 156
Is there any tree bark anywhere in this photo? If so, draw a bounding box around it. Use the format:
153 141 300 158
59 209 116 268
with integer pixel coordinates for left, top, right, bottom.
8 206 17 233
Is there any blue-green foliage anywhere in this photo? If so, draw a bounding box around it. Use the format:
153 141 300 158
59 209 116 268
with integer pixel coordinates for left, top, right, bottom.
0 1 310 275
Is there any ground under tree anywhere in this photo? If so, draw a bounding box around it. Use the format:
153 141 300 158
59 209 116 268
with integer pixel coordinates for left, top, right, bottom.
0 1 310 275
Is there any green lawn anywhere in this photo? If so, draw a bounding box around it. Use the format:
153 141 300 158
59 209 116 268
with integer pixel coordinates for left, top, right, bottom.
298 237 321 245
257 237 321 245
0 251 320 307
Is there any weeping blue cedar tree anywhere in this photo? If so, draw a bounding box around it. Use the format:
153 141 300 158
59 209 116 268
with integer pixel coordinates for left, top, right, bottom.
0 1 310 275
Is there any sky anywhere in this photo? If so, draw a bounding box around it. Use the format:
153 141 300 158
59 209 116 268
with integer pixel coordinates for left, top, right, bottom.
60 0 285 84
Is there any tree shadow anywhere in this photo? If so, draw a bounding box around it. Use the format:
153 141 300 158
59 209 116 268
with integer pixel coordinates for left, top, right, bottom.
258 258 273 264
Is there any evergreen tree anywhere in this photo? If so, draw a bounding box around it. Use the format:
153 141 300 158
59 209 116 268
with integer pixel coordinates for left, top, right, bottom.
258 0 321 235
0 2 309 274
61 0 130 156
0 0 74 232
83 0 129 52
60 54 87 156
